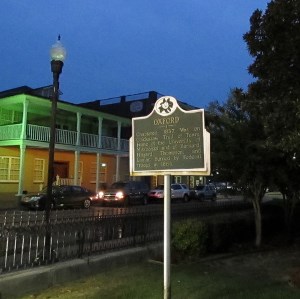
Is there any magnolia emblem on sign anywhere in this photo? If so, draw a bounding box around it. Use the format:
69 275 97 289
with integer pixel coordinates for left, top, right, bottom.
154 96 177 116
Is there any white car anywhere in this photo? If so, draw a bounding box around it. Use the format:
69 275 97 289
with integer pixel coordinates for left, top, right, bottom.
148 183 190 202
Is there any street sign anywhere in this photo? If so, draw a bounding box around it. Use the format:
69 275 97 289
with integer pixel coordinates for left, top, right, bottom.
130 96 210 176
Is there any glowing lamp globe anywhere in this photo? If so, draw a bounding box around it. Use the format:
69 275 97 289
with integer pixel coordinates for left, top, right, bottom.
50 36 66 62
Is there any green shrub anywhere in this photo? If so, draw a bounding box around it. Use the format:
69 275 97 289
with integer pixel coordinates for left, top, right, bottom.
171 219 208 259
207 221 234 252
206 213 254 253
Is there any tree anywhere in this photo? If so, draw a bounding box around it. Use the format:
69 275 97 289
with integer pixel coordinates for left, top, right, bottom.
243 0 300 241
207 89 271 247
244 0 300 152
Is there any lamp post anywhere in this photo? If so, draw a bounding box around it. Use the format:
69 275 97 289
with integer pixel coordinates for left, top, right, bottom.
45 35 66 260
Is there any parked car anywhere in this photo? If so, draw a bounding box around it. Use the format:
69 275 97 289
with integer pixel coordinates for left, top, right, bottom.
20 185 98 210
148 183 190 202
194 184 217 201
147 185 164 201
98 181 149 206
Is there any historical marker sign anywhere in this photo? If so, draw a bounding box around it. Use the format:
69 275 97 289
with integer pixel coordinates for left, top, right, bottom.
130 96 211 299
130 96 210 176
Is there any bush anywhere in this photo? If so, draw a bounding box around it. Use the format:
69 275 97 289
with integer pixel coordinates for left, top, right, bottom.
206 213 254 253
207 221 234 252
171 219 208 260
171 213 255 261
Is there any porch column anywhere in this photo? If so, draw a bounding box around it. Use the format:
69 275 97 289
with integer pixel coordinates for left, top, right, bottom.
96 117 103 193
98 117 103 148
76 112 82 146
21 99 29 139
17 99 29 197
17 143 26 196
74 113 81 185
74 151 80 185
96 153 102 192
115 121 122 181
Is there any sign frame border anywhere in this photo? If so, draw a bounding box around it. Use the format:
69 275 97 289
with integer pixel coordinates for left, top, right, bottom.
130 96 211 176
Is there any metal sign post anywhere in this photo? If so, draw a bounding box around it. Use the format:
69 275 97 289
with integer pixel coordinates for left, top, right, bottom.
164 174 171 299
130 96 211 299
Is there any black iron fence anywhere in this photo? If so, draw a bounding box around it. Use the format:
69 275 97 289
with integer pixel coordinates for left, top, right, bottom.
0 208 164 274
0 200 252 275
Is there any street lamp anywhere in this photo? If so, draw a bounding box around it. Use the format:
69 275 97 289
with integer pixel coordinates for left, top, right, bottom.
45 35 66 260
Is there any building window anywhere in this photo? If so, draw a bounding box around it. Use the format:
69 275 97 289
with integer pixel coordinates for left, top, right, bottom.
33 159 45 183
0 108 22 125
78 161 83 181
0 156 20 182
189 176 195 188
90 162 107 183
55 124 69 130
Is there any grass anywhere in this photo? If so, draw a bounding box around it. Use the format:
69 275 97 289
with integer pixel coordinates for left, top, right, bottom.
19 250 300 299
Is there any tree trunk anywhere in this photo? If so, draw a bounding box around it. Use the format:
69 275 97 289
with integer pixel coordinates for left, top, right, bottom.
252 198 262 247
249 178 265 248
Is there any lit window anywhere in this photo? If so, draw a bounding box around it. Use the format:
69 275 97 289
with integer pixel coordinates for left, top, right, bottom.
0 156 20 182
34 159 45 182
90 162 107 183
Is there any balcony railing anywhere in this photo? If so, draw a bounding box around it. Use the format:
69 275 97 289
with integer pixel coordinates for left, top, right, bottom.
0 124 129 152
0 124 22 140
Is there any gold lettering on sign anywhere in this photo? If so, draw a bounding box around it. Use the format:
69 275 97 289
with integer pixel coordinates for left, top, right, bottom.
153 116 180 125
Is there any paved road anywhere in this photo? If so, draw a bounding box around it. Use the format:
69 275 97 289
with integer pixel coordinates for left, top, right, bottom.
0 197 249 227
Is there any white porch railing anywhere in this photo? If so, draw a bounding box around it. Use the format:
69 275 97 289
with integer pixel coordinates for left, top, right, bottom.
54 175 82 186
81 132 98 147
101 136 118 150
0 124 22 140
56 128 77 145
27 124 49 142
0 124 129 152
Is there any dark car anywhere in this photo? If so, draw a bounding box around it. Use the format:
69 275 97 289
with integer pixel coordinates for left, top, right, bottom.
20 185 98 210
194 184 217 201
98 181 149 206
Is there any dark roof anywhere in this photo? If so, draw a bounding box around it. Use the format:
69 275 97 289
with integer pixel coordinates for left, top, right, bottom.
0 85 61 100
79 91 199 118
0 86 35 98
0 86 199 119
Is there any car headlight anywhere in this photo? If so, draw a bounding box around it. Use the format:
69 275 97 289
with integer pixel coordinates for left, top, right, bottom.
116 191 124 200
30 196 40 202
98 191 104 199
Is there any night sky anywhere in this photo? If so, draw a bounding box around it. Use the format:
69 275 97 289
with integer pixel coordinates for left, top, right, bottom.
1 0 270 108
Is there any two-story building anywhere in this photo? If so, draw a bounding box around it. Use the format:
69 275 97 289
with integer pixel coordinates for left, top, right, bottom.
79 91 207 189
0 86 131 200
